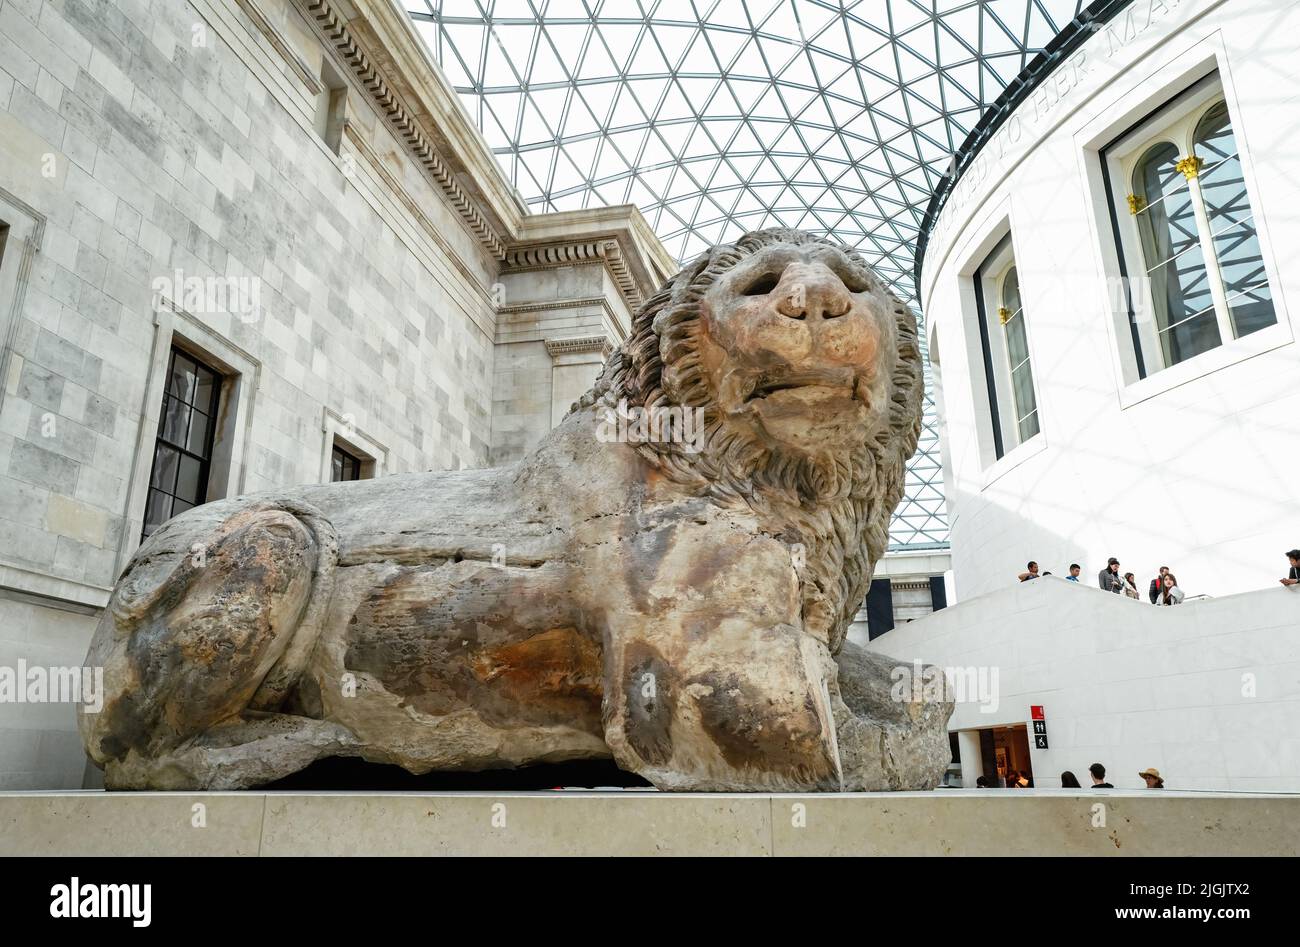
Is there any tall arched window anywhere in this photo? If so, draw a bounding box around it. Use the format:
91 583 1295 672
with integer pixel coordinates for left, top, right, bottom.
973 233 1040 463
1131 142 1218 367
1000 266 1039 443
1107 78 1276 375
1193 103 1274 339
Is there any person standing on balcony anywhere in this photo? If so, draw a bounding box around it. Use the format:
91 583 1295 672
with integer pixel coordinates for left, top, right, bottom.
1148 565 1170 603
1089 763 1113 789
1122 572 1141 600
1018 561 1040 582
1155 573 1184 606
1067 564 1082 582
1098 558 1122 593
1281 550 1300 587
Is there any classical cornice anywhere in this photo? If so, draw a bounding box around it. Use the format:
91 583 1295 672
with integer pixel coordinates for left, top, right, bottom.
544 336 614 358
502 240 642 310
301 0 508 259
890 580 935 592
496 296 608 315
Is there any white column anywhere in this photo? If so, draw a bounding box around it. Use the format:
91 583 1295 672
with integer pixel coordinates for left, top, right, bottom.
957 730 983 789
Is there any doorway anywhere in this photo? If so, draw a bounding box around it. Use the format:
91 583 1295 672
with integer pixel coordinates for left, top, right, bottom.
978 724 1035 787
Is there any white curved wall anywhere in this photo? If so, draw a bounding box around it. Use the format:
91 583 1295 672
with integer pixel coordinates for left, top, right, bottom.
866 577 1300 792
922 0 1300 601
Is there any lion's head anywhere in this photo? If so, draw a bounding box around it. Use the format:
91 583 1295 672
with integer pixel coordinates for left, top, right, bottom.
583 228 924 649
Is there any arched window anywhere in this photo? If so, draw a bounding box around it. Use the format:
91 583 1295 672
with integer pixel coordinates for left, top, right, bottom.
1107 80 1276 375
973 233 1040 463
1000 266 1039 443
1193 103 1274 339
1131 141 1218 367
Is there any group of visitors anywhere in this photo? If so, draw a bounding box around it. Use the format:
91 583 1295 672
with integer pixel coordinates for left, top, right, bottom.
1060 762 1164 790
1017 550 1300 599
1017 558 1181 604
975 762 1165 789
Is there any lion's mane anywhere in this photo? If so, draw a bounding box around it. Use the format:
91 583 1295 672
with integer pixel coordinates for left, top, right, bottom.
577 228 924 651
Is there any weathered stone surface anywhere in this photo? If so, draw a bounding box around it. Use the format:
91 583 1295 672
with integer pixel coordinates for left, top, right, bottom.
79 229 953 791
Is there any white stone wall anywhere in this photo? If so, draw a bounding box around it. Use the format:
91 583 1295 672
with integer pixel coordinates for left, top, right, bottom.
0 597 95 789
920 0 1300 602
491 261 627 464
867 576 1300 792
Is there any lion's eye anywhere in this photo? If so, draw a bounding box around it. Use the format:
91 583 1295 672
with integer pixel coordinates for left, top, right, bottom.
839 270 872 294
741 272 781 296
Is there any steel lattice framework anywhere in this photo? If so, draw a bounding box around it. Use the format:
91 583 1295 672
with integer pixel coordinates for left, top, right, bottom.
407 0 1091 548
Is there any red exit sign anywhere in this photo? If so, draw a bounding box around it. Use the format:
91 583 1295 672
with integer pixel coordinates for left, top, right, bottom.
1031 705 1045 720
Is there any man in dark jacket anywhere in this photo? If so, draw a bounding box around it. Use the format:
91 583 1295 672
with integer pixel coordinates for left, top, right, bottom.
1281 550 1300 587
1148 565 1170 603
1098 558 1122 593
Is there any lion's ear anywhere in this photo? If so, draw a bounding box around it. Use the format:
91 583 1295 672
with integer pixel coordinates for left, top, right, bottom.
674 249 715 298
650 252 715 339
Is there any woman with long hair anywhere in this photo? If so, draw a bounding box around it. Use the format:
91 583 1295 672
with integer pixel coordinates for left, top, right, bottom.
1156 573 1185 606
1061 771 1082 788
1121 572 1141 600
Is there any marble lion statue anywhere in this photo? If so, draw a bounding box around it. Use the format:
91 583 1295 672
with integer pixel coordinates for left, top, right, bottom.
80 228 954 791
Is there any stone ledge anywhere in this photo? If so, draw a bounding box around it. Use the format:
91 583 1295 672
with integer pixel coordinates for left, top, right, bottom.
2 790 1297 856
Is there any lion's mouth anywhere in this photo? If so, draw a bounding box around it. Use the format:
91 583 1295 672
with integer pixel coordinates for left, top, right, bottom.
744 370 871 407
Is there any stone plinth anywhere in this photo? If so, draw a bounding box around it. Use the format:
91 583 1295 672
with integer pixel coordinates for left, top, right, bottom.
3 791 1297 856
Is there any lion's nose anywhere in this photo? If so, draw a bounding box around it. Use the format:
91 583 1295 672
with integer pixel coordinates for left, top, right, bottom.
774 263 852 321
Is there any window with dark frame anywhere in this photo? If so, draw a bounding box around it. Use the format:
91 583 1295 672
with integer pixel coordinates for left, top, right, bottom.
1100 74 1276 379
972 232 1040 462
142 347 222 539
331 442 363 482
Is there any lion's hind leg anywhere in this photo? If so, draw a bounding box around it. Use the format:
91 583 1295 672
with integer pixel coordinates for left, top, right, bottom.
100 713 360 790
80 501 341 789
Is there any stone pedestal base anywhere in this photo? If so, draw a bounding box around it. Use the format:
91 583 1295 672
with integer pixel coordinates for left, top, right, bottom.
2 790 1297 856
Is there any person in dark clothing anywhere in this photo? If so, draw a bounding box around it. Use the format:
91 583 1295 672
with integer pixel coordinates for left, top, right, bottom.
1149 565 1170 603
1281 550 1300 587
1061 771 1082 788
1098 558 1122 593
1089 762 1113 788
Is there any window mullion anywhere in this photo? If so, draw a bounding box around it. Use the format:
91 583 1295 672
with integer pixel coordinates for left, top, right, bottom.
1185 163 1234 343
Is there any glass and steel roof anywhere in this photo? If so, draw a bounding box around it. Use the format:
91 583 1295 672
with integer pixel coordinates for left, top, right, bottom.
407 0 1094 548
